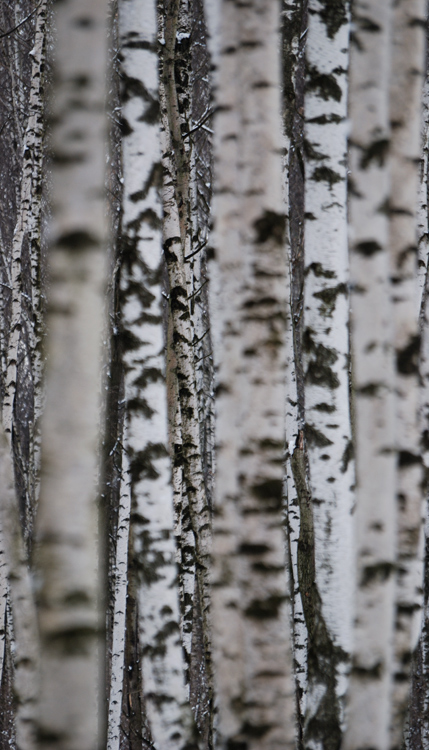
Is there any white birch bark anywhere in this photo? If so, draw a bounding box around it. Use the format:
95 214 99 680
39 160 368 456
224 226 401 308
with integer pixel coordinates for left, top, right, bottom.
0 522 7 685
118 1 197 746
417 63 429 315
0 427 38 750
420 214 429 750
166 318 195 676
343 3 396 749
34 1 108 747
159 0 212 668
106 447 130 750
388 4 426 747
281 0 308 733
284 301 308 724
3 0 47 447
302 3 354 744
210 1 295 747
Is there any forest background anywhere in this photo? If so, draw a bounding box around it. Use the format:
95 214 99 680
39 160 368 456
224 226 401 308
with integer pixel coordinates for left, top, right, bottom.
0 2 427 750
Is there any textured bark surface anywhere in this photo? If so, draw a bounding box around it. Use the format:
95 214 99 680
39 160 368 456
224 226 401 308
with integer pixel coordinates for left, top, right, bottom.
388 4 426 746
210 1 296 748
118 0 196 745
344 3 396 749
0 427 38 750
281 1 308 741
302 2 354 747
159 0 213 719
34 1 109 747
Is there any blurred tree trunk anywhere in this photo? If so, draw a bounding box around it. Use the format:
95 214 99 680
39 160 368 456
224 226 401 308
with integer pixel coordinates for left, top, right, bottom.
388 3 426 746
34 0 109 747
343 2 396 749
209 1 296 747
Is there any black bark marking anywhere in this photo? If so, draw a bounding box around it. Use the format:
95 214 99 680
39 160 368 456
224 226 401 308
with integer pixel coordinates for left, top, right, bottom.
318 0 348 39
129 442 168 483
245 594 286 620
307 113 344 125
56 230 99 250
359 138 389 169
312 166 342 186
306 262 336 279
133 367 164 389
341 441 354 473
396 335 420 375
313 283 347 317
304 139 326 161
314 402 335 413
306 66 342 102
304 330 340 388
250 478 283 511
398 451 421 467
352 661 383 679
356 382 381 396
305 424 334 447
253 210 286 245
354 240 382 257
129 162 162 203
361 562 395 587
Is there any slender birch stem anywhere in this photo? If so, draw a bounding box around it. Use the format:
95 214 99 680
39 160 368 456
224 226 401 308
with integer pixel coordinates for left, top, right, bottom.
106 447 130 750
417 61 429 316
118 1 197 745
0 427 38 750
343 3 396 749
388 3 426 746
159 0 212 677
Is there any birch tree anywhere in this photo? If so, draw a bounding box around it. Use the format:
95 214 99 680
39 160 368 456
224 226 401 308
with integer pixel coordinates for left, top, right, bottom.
281 0 309 737
159 0 212 706
388 3 426 745
302 2 354 746
117 0 196 746
34 0 109 747
343 3 396 749
209 1 295 747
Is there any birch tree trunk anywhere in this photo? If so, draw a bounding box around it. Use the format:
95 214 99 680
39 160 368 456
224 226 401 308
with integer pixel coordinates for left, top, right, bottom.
343 2 396 749
34 0 108 747
159 0 212 696
210 1 295 747
281 1 309 739
0 427 38 750
302 3 354 746
118 0 197 746
388 4 426 746
417 53 429 316
106 448 130 750
3 0 47 544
